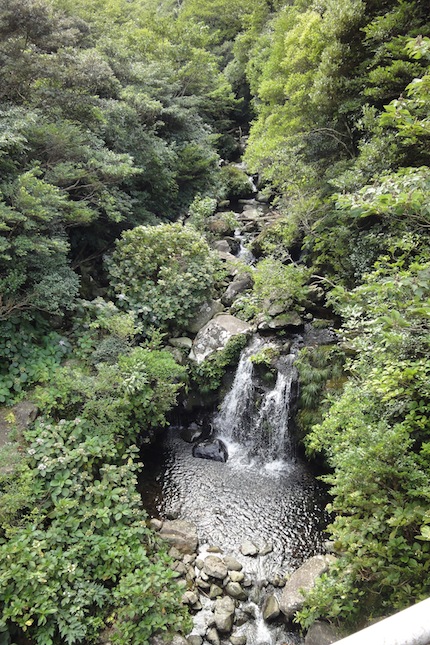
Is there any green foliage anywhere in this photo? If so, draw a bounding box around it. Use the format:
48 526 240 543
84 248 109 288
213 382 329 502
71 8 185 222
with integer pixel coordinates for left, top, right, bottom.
0 418 191 644
218 165 254 201
187 194 218 232
107 223 217 332
253 258 310 314
0 318 71 404
190 333 249 393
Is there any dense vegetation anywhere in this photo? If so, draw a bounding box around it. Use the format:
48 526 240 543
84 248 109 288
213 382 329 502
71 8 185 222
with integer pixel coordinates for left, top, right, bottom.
0 0 429 641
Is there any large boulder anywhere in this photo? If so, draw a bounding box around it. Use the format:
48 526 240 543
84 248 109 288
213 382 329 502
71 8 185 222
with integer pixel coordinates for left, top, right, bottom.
192 439 228 463
159 519 198 555
189 314 251 364
185 300 224 335
279 555 336 619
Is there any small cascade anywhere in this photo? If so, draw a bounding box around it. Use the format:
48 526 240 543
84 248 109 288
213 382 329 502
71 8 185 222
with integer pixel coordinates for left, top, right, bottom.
214 337 297 465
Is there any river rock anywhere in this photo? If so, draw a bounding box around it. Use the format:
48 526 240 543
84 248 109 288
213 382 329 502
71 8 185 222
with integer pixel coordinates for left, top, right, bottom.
203 555 228 580
259 542 273 556
185 300 224 335
192 439 228 463
209 584 224 599
229 571 244 583
279 555 336 619
214 596 236 633
221 274 254 306
230 633 247 645
182 590 199 606
187 636 203 645
240 540 259 557
262 594 280 622
304 621 341 645
159 519 199 555
207 545 223 553
189 314 251 364
225 582 248 601
206 627 221 645
224 556 243 571
196 577 210 591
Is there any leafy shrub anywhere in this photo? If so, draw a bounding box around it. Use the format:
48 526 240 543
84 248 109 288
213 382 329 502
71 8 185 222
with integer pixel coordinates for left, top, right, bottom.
107 223 217 331
0 318 71 404
190 333 249 393
219 165 255 201
187 194 218 232
0 418 191 644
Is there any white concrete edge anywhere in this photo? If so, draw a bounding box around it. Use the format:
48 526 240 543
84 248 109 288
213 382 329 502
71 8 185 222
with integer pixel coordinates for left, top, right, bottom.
332 598 430 645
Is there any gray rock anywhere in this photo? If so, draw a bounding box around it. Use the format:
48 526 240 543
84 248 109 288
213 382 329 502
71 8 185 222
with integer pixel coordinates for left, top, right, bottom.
304 621 342 645
196 577 210 591
262 595 280 622
159 520 198 555
207 545 223 553
209 584 224 599
213 240 231 253
225 582 248 601
182 591 199 606
189 315 251 364
224 556 243 572
187 636 203 645
206 627 221 645
279 555 336 619
240 540 259 557
214 596 236 633
169 546 182 561
192 439 228 463
258 311 303 331
168 336 193 350
196 558 204 570
149 518 163 531
229 571 245 583
203 555 228 580
230 633 247 645
185 300 224 335
222 274 254 306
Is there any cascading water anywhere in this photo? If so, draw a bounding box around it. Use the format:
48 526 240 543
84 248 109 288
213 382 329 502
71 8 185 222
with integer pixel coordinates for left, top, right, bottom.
215 338 297 466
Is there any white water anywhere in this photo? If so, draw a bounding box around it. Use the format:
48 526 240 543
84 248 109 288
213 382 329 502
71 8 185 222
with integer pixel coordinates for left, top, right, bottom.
214 338 297 467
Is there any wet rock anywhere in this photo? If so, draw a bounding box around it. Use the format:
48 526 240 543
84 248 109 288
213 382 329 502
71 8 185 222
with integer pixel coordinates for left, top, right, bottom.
259 542 273 556
214 596 236 633
230 633 247 645
169 336 193 350
262 594 280 622
225 582 248 601
189 314 251 364
224 556 243 572
206 627 221 645
185 300 224 335
180 422 207 443
229 571 245 583
304 621 342 645
203 555 228 580
234 611 250 627
240 540 259 557
159 520 199 555
280 555 336 619
192 439 228 463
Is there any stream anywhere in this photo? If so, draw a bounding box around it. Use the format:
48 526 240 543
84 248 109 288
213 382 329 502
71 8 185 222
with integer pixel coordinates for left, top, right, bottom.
140 336 329 644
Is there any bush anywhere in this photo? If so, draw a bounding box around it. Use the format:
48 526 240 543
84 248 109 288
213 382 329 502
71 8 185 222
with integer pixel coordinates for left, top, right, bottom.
107 223 217 332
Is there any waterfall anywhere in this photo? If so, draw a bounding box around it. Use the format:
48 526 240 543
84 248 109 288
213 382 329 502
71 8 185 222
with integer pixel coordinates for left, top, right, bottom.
214 337 297 464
